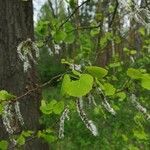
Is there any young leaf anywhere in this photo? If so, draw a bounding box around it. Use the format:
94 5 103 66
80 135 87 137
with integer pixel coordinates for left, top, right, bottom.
0 90 15 101
133 130 148 140
90 28 100 37
62 74 93 97
116 92 126 101
22 130 33 138
53 101 64 115
103 83 116 96
54 31 67 43
85 66 108 79
17 135 25 146
0 104 3 115
40 100 57 115
68 74 93 97
61 74 71 95
141 74 150 90
0 140 8 150
64 33 75 44
127 68 142 79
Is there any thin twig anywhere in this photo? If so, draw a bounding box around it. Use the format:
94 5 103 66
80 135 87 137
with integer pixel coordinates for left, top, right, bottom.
58 0 90 29
108 0 119 28
0 74 63 105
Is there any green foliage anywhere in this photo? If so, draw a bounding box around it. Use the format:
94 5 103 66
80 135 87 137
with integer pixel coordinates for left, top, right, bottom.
141 74 150 90
17 135 25 146
0 140 8 150
116 92 126 101
38 129 57 143
85 66 108 79
16 131 33 146
64 22 75 44
64 32 75 44
2 0 150 149
40 99 64 115
90 28 100 37
0 90 15 102
100 32 113 48
0 104 3 115
127 68 150 90
103 83 116 96
61 74 93 97
53 31 67 43
0 90 16 115
133 130 148 140
127 68 143 79
35 20 49 36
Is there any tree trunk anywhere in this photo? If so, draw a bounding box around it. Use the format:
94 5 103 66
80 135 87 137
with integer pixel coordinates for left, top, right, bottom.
0 0 48 149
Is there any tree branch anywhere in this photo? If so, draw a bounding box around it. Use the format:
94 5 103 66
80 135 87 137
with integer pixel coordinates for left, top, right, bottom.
0 74 64 105
108 0 119 28
58 0 90 29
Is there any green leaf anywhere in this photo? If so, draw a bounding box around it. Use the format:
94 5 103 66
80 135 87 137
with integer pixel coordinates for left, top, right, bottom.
109 62 121 68
127 68 143 79
38 131 57 143
103 83 116 96
128 145 139 150
69 74 93 97
54 31 67 43
95 79 104 90
40 99 57 115
133 130 148 140
64 22 74 32
90 28 100 37
130 50 137 55
61 74 71 96
64 33 75 44
0 90 15 101
0 140 8 150
100 32 112 48
72 70 81 77
17 135 25 146
138 27 145 36
53 101 64 114
41 134 57 143
0 104 3 115
141 74 150 90
36 20 49 36
22 130 33 138
62 74 93 97
85 66 108 79
116 92 126 101
109 5 115 13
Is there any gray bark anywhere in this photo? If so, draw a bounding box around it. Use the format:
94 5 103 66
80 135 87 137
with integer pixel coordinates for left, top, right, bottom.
0 0 48 149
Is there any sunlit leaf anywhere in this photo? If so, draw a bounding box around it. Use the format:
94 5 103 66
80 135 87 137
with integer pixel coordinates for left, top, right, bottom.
53 101 64 114
0 140 8 150
61 74 71 96
127 68 143 79
62 74 93 97
141 74 150 90
86 66 108 79
54 31 67 43
133 130 148 140
0 90 15 101
0 104 3 115
64 33 75 44
40 99 57 115
116 92 126 101
17 135 25 146
103 83 116 96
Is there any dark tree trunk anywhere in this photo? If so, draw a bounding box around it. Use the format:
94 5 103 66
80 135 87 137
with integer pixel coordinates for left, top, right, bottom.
0 0 48 149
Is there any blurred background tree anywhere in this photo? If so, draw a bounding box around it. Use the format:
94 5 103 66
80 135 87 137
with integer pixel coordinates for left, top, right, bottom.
34 0 150 149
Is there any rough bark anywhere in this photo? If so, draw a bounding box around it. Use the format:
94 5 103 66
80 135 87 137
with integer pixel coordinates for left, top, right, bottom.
0 0 48 149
